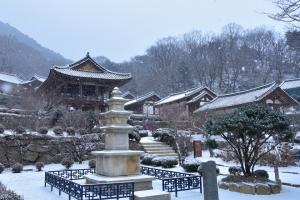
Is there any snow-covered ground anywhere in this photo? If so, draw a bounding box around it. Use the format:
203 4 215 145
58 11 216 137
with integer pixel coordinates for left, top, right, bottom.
1 149 299 200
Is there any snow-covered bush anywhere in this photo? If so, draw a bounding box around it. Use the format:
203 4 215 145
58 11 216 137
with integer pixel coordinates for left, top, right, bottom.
182 159 202 172
197 164 220 176
78 128 87 135
140 153 149 160
35 162 44 171
38 127 48 135
252 170 269 179
161 157 178 168
0 181 24 200
53 126 63 135
12 162 23 173
141 154 158 165
0 124 5 134
152 128 174 138
61 157 74 169
0 163 4 174
138 130 148 137
15 125 25 134
66 127 75 135
151 157 163 166
89 160 96 168
228 166 242 175
129 130 141 142
205 139 218 149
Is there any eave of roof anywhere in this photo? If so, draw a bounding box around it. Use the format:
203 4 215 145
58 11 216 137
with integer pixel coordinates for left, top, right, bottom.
125 91 161 106
194 82 279 113
280 78 300 90
0 72 23 84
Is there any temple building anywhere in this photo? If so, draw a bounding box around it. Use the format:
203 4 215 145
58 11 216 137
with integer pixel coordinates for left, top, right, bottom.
36 53 132 111
194 82 299 116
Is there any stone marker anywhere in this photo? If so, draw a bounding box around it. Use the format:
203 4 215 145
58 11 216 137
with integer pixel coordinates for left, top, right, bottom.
202 161 219 200
193 140 202 158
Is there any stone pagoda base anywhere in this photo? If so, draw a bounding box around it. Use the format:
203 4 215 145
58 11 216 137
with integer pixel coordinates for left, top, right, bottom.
84 174 156 191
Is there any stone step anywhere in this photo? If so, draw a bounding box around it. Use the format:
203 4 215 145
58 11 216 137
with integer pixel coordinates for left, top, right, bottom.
143 147 173 150
141 143 169 146
154 153 179 157
145 150 175 154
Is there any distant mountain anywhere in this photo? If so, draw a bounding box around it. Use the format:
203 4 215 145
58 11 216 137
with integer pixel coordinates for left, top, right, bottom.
0 21 71 79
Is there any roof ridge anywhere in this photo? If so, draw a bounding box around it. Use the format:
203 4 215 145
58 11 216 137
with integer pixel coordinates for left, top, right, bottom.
219 82 276 98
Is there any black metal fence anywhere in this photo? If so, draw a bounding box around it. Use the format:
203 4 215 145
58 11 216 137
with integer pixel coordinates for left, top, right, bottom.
45 169 135 200
140 166 202 197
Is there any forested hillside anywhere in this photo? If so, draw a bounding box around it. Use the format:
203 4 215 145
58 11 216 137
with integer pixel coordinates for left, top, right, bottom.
0 21 71 79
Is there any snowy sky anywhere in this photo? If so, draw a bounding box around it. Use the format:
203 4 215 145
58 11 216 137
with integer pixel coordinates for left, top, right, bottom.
0 0 286 63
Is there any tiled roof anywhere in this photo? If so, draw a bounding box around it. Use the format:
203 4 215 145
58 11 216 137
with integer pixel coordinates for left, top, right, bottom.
32 74 47 82
52 53 131 80
186 91 210 104
0 72 22 84
122 91 135 98
280 78 300 90
194 82 278 113
155 86 206 106
125 91 161 106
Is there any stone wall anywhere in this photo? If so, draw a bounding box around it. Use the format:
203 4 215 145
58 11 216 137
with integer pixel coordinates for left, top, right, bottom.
218 180 281 195
0 133 105 167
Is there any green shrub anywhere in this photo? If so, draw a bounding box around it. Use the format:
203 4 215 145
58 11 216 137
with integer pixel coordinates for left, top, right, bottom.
197 164 220 176
15 125 25 134
66 127 75 135
140 153 149 160
38 127 48 135
35 162 44 171
141 154 158 165
12 162 23 173
89 160 96 168
127 119 134 126
0 124 5 133
205 139 218 149
53 126 64 135
151 157 163 166
0 163 4 174
129 130 141 142
138 130 148 137
252 170 269 179
0 181 24 200
61 157 74 169
161 157 178 168
182 159 202 172
228 166 242 175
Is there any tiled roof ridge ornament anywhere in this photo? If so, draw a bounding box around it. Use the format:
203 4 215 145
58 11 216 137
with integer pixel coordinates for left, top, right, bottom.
86 52 90 57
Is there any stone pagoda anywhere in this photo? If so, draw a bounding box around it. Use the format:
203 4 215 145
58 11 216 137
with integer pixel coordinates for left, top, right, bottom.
84 87 155 191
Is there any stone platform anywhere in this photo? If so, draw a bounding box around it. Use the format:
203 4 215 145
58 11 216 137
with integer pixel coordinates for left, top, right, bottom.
84 174 156 191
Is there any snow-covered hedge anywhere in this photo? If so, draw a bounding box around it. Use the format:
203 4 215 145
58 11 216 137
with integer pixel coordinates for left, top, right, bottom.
141 154 158 165
182 159 202 172
0 181 24 200
161 157 178 168
88 160 96 168
197 164 220 176
12 162 23 173
53 126 63 135
252 169 269 178
228 166 242 176
138 130 148 137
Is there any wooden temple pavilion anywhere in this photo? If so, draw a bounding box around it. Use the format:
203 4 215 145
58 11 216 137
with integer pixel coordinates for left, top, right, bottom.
194 82 299 116
36 53 133 111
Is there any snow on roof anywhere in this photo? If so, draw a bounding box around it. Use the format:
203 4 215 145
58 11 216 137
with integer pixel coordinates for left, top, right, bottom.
52 53 131 80
122 91 135 98
280 78 300 90
32 74 47 82
155 86 205 106
125 91 161 106
0 72 23 84
186 91 210 104
194 82 278 113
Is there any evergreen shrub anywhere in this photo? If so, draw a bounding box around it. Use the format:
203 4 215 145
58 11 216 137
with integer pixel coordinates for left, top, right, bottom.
141 154 158 165
0 124 5 133
138 130 148 137
89 160 96 168
205 139 218 149
129 131 141 142
53 126 63 135
228 166 242 175
151 157 163 166
0 163 4 174
61 157 74 169
35 162 44 171
38 127 48 135
182 159 202 172
252 170 269 179
12 163 23 173
15 125 25 134
140 153 149 160
161 157 178 168
0 181 24 200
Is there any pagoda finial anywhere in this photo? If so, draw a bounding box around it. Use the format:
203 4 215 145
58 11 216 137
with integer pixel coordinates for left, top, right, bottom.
86 52 90 57
111 87 122 98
